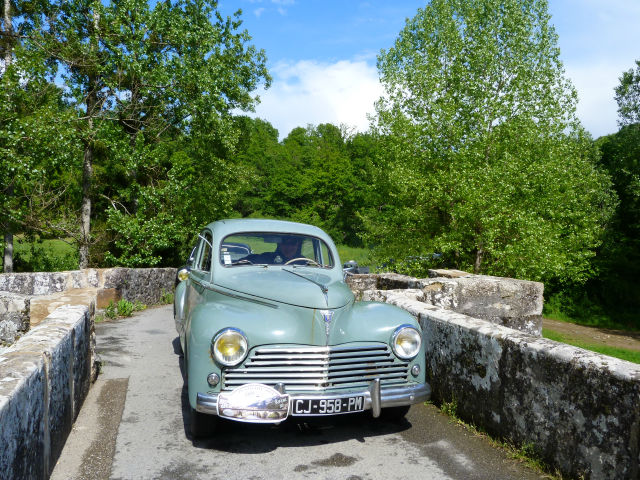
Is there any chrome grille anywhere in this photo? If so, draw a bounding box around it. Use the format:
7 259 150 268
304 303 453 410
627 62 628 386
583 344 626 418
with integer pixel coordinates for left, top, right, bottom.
223 344 409 392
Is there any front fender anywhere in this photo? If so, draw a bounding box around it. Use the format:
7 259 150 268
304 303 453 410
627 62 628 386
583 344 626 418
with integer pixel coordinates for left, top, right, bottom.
173 279 188 335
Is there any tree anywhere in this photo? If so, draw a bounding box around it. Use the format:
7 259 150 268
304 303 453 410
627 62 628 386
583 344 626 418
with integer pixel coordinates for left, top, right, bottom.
615 60 640 126
593 62 640 315
0 0 80 272
366 0 615 283
257 124 369 245
26 0 270 268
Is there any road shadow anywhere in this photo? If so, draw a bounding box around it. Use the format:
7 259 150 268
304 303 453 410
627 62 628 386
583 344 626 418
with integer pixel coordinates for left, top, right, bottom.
172 336 412 453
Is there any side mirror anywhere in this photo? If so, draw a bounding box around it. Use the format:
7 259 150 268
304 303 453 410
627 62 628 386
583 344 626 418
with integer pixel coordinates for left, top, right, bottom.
177 267 190 282
175 267 191 288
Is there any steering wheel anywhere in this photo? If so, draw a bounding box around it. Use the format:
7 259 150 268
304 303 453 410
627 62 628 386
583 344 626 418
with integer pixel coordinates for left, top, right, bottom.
284 257 320 266
232 258 254 265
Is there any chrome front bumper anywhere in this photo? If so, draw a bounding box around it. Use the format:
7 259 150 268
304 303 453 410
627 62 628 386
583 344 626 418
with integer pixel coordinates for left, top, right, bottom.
196 381 431 418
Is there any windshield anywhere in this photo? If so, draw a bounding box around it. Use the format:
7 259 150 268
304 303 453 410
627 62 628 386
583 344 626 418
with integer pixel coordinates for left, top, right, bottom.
220 232 335 268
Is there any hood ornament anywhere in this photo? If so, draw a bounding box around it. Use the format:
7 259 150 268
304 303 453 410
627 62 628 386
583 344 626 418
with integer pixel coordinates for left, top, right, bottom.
320 310 334 343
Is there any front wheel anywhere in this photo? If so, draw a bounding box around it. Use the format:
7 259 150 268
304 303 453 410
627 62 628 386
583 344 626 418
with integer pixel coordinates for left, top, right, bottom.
190 407 218 438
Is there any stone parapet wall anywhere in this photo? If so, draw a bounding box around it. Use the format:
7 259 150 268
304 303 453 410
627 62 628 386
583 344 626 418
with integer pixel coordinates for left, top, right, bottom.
0 268 177 342
0 267 176 302
363 289 640 480
347 272 543 336
0 293 30 346
0 304 95 480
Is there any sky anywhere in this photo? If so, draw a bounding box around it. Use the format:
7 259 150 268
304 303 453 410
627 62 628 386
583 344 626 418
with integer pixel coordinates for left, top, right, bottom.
217 0 640 140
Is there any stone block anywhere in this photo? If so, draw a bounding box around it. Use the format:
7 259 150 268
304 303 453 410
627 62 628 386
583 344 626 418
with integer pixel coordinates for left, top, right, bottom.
119 268 176 305
349 272 543 335
28 289 96 326
0 352 47 480
0 273 35 295
96 288 120 309
428 269 471 278
0 293 30 344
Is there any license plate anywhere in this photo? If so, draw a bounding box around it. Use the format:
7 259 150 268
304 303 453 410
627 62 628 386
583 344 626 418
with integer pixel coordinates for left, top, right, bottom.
291 396 365 416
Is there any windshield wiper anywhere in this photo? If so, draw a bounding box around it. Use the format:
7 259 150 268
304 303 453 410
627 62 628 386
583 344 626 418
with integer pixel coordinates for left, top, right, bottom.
282 268 329 305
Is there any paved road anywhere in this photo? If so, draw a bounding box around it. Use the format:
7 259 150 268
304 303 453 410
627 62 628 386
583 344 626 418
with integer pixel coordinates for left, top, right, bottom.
52 305 547 480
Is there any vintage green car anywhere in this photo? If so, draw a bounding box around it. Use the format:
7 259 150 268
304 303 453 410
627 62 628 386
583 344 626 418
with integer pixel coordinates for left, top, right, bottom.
174 219 430 437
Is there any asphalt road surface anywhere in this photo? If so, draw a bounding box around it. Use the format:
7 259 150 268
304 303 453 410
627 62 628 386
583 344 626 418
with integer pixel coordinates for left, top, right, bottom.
51 305 547 480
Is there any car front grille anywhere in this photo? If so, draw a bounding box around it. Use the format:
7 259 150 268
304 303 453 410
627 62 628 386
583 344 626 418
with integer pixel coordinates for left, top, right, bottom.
222 343 410 392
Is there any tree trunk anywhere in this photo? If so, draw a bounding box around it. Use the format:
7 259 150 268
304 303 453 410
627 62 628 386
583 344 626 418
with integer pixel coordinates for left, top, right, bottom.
79 75 98 269
3 0 14 273
474 246 484 274
78 139 93 269
78 9 101 269
3 231 13 273
3 0 10 65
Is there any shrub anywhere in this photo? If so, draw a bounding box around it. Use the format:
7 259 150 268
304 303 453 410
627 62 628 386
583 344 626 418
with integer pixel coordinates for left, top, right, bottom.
116 299 134 317
105 301 118 319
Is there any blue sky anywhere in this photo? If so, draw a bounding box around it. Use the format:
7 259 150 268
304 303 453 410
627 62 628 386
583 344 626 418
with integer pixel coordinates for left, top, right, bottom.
218 0 640 139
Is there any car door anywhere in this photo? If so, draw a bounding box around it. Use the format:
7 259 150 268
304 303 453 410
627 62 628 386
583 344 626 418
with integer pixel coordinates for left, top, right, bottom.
185 230 214 334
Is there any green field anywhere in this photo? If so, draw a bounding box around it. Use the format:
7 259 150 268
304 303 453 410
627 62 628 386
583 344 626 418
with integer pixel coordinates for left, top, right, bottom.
542 329 640 364
13 237 78 272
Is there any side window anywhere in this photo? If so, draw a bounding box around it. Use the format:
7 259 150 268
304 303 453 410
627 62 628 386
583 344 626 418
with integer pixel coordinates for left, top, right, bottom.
197 231 213 272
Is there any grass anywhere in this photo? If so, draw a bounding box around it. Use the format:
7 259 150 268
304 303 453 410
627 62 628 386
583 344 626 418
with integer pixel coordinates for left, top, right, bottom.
336 245 371 267
13 237 78 272
542 328 640 364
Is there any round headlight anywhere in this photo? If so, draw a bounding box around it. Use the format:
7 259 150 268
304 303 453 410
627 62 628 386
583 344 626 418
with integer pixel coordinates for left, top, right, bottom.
212 328 248 366
391 325 422 360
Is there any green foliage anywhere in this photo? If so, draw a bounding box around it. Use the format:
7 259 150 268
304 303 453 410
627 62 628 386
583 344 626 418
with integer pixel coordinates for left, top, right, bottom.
132 301 146 312
440 397 458 419
105 301 118 320
365 0 615 285
116 299 134 318
159 290 174 305
103 299 143 318
592 124 640 314
235 122 377 246
615 60 640 126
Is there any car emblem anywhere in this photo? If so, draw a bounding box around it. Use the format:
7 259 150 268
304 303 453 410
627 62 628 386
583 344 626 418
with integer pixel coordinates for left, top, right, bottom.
320 310 334 341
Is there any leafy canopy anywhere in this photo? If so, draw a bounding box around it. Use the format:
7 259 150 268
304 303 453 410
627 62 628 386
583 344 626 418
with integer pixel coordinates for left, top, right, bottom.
365 0 614 283
615 60 640 126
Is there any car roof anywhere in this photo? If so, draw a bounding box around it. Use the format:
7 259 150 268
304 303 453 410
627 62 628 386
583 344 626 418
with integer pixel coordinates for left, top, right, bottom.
207 218 332 242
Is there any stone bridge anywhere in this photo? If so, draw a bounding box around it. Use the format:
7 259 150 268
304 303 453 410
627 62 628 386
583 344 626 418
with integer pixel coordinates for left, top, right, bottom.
0 268 639 479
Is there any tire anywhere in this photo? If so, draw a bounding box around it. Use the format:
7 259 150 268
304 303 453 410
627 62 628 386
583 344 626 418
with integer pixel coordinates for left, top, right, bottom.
190 407 218 438
379 405 411 421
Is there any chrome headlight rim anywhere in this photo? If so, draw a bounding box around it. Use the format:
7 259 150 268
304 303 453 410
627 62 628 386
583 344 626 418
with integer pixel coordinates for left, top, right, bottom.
211 327 248 367
391 324 422 360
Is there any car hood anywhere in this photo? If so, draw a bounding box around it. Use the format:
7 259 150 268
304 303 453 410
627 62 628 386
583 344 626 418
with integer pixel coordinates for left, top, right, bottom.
214 268 353 309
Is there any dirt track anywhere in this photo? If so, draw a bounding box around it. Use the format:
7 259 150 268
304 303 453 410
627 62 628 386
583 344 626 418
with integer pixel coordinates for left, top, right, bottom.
543 318 640 352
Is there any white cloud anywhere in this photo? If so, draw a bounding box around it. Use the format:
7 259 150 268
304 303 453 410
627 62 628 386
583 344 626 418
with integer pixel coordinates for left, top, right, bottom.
253 7 265 17
247 57 630 141
566 62 628 138
249 59 383 139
